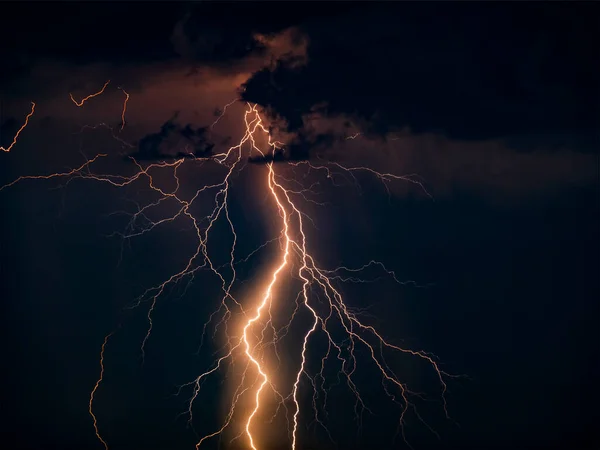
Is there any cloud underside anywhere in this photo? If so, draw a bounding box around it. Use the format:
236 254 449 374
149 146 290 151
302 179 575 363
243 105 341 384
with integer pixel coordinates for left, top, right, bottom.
2 3 596 205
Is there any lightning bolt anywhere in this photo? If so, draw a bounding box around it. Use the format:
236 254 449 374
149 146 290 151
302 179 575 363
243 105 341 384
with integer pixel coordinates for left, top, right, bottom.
0 102 36 152
1 94 456 450
70 80 111 107
210 98 237 131
89 330 116 450
117 87 130 131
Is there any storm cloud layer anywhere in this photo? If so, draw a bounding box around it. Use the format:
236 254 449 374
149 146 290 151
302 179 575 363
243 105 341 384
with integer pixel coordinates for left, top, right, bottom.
1 1 598 205
241 3 598 142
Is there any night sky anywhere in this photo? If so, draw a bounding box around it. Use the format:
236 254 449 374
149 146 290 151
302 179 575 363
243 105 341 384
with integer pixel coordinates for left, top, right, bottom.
1 2 599 450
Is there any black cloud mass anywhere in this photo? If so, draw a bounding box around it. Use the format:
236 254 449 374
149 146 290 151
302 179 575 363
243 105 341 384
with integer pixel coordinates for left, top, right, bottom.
241 3 598 145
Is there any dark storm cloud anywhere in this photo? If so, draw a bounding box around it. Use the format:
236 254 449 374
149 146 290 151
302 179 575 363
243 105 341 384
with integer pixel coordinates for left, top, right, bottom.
0 1 310 101
0 2 311 154
0 2 182 86
170 10 272 65
130 114 214 161
1 1 595 205
0 1 310 69
170 1 342 66
247 126 338 164
242 2 599 148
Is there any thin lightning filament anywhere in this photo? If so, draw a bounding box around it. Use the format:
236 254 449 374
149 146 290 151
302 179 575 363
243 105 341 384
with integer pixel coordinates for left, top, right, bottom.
0 102 36 152
1 95 454 450
70 80 111 107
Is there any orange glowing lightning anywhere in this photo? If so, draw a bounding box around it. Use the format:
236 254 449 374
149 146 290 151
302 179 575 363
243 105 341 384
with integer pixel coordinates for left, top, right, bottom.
176 104 453 450
70 80 111 107
0 102 36 152
117 86 129 131
1 95 456 450
89 331 115 450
